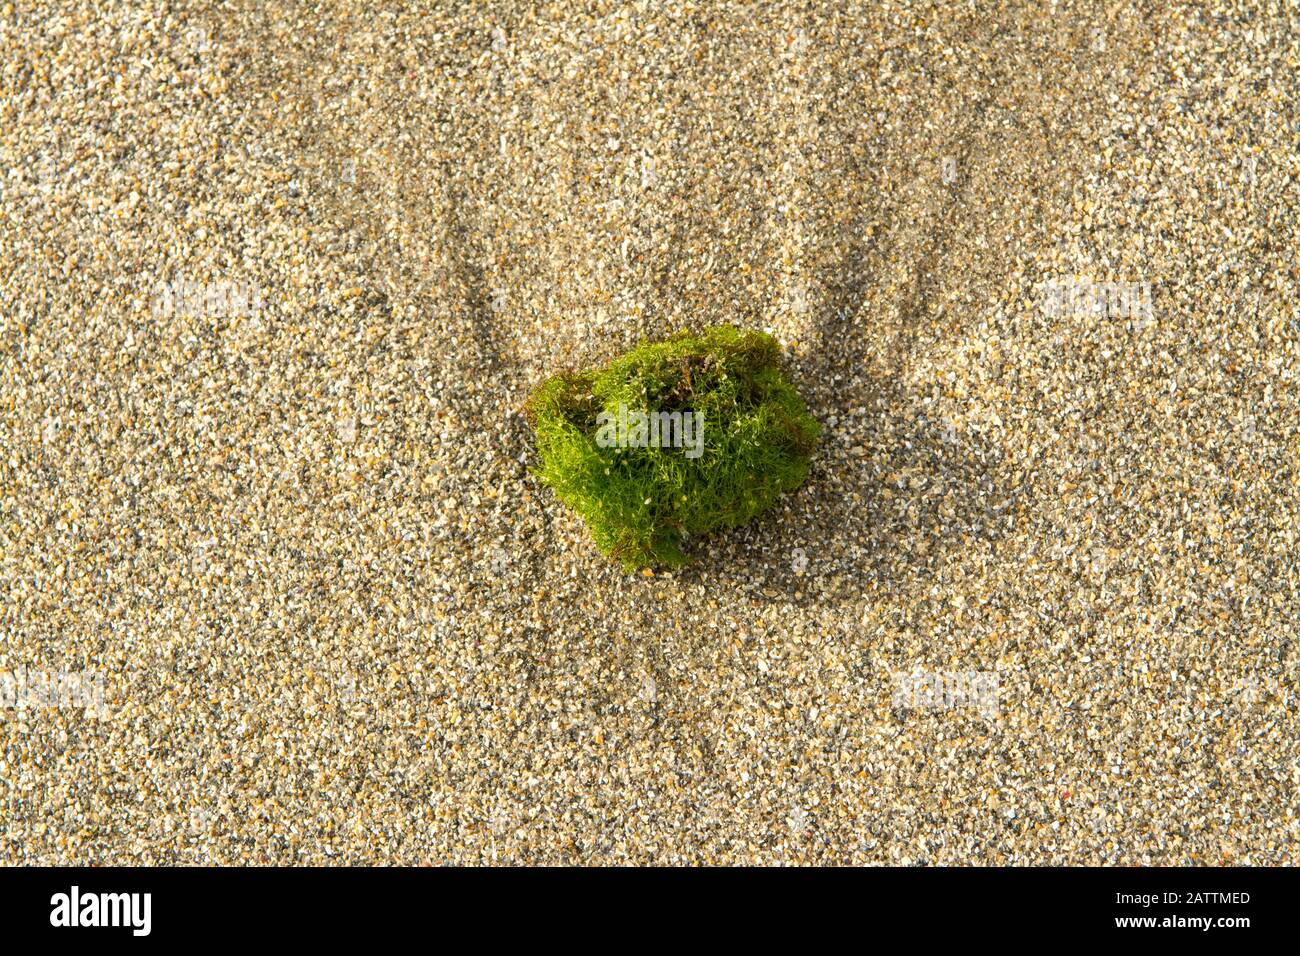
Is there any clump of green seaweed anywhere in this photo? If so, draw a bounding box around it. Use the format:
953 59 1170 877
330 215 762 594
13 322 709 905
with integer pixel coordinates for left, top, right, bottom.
525 326 819 570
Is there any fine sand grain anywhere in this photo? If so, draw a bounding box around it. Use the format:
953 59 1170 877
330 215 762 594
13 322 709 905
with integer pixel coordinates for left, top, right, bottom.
1 1 1297 863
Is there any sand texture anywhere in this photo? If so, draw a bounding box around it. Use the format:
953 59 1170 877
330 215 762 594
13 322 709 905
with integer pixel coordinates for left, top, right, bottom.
1 1 1297 863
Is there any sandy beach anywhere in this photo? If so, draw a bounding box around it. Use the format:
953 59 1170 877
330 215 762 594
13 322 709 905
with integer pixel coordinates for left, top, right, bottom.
1 0 1297 863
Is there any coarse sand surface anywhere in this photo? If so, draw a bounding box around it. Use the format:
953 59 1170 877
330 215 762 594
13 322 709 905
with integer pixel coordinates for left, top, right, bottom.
1 1 1297 863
